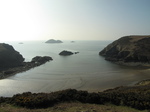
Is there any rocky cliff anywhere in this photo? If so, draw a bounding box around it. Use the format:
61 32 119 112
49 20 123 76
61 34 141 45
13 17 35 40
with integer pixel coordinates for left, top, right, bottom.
99 36 150 65
0 43 24 68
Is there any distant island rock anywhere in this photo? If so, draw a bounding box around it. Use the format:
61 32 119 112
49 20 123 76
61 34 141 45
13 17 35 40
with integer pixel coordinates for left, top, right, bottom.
45 39 63 43
0 43 25 68
59 50 79 56
19 42 23 44
59 50 74 56
99 35 150 66
71 41 75 43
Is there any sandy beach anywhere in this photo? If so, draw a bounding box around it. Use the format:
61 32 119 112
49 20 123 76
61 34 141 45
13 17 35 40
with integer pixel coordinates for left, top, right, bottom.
0 65 150 97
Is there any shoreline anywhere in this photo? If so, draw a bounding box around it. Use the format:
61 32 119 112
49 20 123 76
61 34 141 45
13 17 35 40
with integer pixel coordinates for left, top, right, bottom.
0 66 150 110
0 59 150 97
0 56 53 79
0 62 36 79
0 62 47 79
0 79 150 110
135 79 150 86
115 61 150 69
0 69 150 95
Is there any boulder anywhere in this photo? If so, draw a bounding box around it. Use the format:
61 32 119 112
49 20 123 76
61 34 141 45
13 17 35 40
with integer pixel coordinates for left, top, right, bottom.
45 39 63 43
0 43 24 68
99 35 150 65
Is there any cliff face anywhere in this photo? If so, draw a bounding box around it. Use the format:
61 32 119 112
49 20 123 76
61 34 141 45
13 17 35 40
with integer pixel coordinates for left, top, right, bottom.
99 36 150 64
0 43 24 68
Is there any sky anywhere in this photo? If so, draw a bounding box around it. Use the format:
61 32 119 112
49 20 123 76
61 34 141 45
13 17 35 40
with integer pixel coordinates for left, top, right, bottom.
0 0 150 41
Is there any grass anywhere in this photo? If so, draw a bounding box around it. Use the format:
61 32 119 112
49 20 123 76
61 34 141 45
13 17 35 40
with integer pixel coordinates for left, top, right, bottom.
0 103 149 112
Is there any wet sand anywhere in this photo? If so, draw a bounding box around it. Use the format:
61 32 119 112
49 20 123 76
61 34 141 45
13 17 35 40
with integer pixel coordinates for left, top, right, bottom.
0 66 150 97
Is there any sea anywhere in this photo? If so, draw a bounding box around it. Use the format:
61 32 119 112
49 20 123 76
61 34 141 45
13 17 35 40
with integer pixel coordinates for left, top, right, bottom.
0 40 150 97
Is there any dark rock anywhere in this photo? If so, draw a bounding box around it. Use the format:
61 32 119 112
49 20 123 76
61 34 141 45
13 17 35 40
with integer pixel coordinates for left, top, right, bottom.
3 70 16 75
45 39 63 43
99 35 150 65
0 43 24 68
59 50 74 56
71 41 75 43
31 56 53 65
75 52 79 54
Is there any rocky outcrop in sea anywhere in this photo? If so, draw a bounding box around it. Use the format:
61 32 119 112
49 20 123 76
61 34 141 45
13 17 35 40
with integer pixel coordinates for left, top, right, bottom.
59 50 74 56
59 50 79 56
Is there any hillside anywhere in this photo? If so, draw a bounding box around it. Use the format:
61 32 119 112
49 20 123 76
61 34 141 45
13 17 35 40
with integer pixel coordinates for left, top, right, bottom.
99 35 150 66
0 43 24 69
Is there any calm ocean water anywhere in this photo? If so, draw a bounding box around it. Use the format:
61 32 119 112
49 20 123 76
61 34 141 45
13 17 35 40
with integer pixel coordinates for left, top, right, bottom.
0 40 150 97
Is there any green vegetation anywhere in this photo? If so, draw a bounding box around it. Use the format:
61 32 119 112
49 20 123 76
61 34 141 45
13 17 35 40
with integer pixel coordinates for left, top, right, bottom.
1 84 150 111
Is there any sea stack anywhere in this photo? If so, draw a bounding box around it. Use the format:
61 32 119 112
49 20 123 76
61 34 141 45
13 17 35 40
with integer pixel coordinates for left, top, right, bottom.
99 35 150 66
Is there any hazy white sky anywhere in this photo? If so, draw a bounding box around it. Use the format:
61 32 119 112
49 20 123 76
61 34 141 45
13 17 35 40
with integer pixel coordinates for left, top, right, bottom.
0 0 150 41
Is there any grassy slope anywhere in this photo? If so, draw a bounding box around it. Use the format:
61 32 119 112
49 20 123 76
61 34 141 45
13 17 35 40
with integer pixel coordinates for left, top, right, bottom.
0 103 148 112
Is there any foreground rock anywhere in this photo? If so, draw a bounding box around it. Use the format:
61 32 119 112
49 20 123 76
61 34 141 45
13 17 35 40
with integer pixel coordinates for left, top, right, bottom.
0 43 24 69
45 39 63 43
59 50 79 56
99 35 150 66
